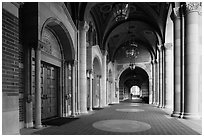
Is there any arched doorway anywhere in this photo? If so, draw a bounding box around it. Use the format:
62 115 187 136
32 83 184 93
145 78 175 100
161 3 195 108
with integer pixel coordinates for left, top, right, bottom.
107 69 113 104
119 67 149 103
92 57 102 108
32 19 75 121
130 85 141 99
32 27 62 120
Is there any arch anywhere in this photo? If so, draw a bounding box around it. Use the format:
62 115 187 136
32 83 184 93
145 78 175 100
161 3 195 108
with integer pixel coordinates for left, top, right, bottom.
40 17 75 61
93 56 102 76
117 64 151 81
92 45 103 72
118 66 149 102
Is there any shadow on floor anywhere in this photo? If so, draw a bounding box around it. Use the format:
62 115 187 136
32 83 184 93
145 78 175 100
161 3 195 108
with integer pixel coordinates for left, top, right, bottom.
121 98 144 103
42 117 79 126
93 108 104 111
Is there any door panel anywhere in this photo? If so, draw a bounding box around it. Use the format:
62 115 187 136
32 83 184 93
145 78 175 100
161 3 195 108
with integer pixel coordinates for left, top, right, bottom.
41 63 58 119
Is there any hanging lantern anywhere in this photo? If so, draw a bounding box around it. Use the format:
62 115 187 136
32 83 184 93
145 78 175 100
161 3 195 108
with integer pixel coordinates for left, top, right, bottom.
125 42 139 70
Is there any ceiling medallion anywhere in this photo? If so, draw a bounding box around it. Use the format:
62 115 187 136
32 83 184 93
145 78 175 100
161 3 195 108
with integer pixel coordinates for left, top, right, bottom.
113 3 130 22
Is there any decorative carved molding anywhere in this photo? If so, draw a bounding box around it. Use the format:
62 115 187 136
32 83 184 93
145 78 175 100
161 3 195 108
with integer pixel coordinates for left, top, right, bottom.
151 60 155 64
38 40 45 50
170 7 181 21
154 59 158 64
68 60 78 66
79 21 89 32
87 69 93 74
157 44 164 51
164 43 173 50
185 2 202 14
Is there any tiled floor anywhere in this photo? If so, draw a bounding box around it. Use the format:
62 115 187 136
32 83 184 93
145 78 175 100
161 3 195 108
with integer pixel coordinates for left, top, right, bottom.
20 99 202 135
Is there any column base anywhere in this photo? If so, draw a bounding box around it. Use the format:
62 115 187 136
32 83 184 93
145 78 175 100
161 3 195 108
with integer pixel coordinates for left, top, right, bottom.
70 114 76 118
25 122 33 128
171 111 180 117
89 108 93 111
34 124 43 129
182 112 201 120
157 104 162 108
80 111 88 114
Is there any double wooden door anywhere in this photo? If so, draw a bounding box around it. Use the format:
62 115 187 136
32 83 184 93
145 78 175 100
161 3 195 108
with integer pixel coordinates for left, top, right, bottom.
41 63 58 119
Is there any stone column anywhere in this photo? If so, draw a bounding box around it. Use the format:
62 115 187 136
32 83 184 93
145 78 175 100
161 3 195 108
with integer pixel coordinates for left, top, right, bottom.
162 46 165 108
106 79 109 104
155 59 159 105
182 2 201 119
158 45 163 108
149 62 153 104
60 60 65 117
149 77 153 104
153 60 157 105
171 4 182 117
89 69 93 111
101 50 107 107
151 60 155 104
112 63 116 103
79 21 89 113
71 61 76 117
25 47 33 128
34 45 42 129
64 62 68 117
164 43 173 110
98 75 102 108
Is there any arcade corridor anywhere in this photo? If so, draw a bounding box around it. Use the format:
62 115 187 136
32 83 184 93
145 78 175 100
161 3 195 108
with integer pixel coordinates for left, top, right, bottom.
2 2 202 135
21 99 201 135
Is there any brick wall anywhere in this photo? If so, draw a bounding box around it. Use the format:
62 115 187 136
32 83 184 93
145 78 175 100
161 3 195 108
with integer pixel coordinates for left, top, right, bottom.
2 8 24 122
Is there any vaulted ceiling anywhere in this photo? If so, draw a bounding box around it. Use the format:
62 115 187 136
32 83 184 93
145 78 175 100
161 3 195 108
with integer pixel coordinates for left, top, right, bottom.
88 2 170 61
68 2 170 62
68 2 170 88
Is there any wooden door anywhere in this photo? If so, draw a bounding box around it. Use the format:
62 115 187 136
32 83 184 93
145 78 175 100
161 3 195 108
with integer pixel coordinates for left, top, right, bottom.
41 63 58 119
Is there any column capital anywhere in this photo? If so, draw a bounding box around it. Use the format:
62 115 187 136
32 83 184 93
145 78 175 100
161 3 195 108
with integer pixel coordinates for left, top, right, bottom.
151 60 155 64
164 43 173 50
170 7 181 21
185 2 202 15
101 49 108 56
68 60 78 66
157 44 164 51
87 69 93 74
154 59 159 63
79 21 89 32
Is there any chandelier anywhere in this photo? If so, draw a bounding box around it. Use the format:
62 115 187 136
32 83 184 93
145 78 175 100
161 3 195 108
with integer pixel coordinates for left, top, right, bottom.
113 3 130 22
126 42 139 70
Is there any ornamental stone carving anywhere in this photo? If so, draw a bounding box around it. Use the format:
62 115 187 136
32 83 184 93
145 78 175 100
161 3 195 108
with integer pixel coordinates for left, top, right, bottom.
79 21 89 32
170 7 181 21
185 2 202 13
164 43 173 50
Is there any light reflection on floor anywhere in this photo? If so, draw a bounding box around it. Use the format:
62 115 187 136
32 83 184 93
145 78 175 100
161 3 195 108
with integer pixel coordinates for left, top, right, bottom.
92 120 151 132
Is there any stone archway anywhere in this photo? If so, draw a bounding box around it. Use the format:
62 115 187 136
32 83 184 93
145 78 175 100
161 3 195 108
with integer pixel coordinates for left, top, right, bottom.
32 17 76 128
92 57 102 108
118 66 149 103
